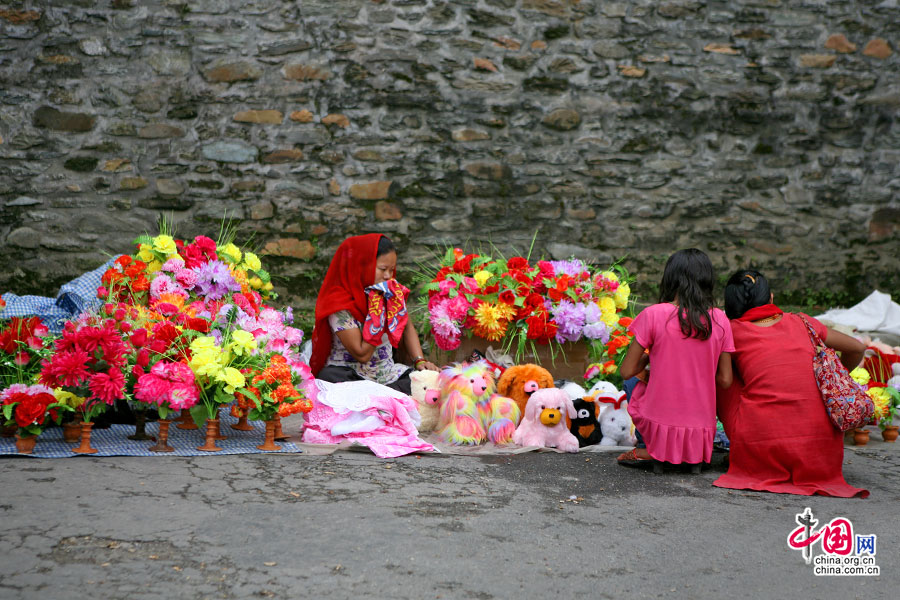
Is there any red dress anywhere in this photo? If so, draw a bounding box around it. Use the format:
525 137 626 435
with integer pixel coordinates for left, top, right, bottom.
714 312 869 498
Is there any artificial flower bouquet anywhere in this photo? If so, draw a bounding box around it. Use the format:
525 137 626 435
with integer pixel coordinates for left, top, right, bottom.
850 366 900 430
1 383 72 437
417 247 634 374
233 353 314 423
0 315 54 390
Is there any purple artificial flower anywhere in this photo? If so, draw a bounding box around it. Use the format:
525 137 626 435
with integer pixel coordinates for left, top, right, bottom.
192 260 241 301
582 303 610 343
549 259 588 278
551 300 586 343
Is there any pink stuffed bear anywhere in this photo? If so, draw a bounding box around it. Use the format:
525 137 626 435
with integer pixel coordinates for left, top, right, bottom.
512 388 579 452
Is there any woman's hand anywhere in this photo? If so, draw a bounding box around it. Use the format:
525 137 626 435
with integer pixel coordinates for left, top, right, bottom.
416 360 439 372
824 328 866 371
335 327 378 364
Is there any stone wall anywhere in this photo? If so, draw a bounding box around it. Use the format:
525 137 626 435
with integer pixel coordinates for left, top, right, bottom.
1 0 898 313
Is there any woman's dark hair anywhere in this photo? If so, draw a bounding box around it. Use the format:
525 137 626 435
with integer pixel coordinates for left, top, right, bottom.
658 248 716 340
724 269 771 319
376 236 396 257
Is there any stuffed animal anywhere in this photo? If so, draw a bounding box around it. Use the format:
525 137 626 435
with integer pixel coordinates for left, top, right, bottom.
598 400 637 447
497 363 555 417
569 397 602 447
436 360 521 445
512 388 579 452
409 369 442 434
557 379 587 401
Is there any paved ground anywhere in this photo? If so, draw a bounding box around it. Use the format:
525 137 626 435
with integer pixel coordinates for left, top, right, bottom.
0 432 896 600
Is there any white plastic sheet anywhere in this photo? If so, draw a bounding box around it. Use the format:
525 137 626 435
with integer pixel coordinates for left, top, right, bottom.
815 290 900 336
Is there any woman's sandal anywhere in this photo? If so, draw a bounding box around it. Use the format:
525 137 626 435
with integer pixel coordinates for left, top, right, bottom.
616 448 655 469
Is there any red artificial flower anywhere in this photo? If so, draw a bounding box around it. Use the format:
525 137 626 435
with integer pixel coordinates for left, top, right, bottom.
185 318 210 334
136 348 150 368
498 289 516 306
452 254 476 274
433 266 452 283
130 328 148 348
547 275 571 302
41 349 91 387
13 394 51 428
526 314 546 341
506 256 529 270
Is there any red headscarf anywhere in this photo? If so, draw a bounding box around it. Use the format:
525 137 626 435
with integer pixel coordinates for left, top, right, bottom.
309 234 383 375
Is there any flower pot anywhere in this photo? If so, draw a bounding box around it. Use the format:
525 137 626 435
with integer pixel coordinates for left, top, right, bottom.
176 408 198 430
62 421 81 443
148 418 175 453
197 418 222 452
273 416 289 441
127 408 154 441
15 433 37 454
257 419 280 451
213 409 227 440
231 414 254 431
72 422 99 454
852 428 870 446
882 425 899 443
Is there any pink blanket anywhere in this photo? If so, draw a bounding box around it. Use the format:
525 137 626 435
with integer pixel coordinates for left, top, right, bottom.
302 394 435 458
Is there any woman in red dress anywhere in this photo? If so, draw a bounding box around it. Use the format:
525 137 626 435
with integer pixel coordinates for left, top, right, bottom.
714 270 869 498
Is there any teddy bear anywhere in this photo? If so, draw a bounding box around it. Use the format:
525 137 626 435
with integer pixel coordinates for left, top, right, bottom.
569 397 602 447
598 400 637 447
409 369 442 434
436 360 521 445
497 363 555 417
513 388 579 452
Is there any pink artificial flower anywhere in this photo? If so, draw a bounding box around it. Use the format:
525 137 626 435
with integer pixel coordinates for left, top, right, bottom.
88 368 126 405
41 349 91 387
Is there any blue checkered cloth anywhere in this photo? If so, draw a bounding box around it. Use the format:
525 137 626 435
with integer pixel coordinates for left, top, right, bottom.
0 412 304 457
0 256 121 333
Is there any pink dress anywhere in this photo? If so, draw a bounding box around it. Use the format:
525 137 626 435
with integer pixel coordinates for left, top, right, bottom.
628 303 734 464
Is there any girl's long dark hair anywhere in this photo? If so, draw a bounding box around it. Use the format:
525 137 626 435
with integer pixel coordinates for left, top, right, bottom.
658 248 716 340
724 269 771 319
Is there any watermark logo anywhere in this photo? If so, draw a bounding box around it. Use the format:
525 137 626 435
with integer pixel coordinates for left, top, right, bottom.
787 508 879 576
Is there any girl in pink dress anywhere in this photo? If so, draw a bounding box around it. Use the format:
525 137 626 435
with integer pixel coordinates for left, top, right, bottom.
618 249 734 472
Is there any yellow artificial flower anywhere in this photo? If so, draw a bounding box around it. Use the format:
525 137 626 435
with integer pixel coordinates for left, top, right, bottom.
217 367 246 393
230 330 257 356
473 302 509 341
137 243 154 262
190 336 218 351
220 242 242 264
474 270 493 289
53 389 85 409
601 271 619 283
243 252 262 272
249 276 263 290
868 387 891 422
263 281 274 292
850 367 870 386
230 266 250 293
614 282 630 310
597 296 618 326
147 260 163 273
152 235 177 256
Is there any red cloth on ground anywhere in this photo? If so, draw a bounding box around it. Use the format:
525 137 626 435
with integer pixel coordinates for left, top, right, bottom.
310 234 383 375
714 312 869 498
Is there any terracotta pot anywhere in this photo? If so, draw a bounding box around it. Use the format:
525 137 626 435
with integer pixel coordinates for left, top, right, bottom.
176 408 198 430
231 414 254 431
72 422 98 454
15 433 37 454
148 418 175 453
882 425 899 443
257 419 280 451
62 421 81 443
197 418 222 452
852 428 870 446
127 408 154 441
273 416 289 441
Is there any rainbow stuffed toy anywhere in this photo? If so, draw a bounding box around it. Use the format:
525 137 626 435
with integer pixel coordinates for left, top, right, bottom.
436 360 521 445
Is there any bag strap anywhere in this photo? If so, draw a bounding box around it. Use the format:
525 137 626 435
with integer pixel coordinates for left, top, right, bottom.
798 314 825 352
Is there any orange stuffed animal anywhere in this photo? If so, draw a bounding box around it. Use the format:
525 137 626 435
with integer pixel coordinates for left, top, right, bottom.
496 364 555 416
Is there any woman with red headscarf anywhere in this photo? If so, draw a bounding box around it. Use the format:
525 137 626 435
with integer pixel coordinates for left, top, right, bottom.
310 234 438 395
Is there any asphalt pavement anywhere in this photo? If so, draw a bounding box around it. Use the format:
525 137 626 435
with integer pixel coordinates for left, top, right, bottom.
0 430 897 599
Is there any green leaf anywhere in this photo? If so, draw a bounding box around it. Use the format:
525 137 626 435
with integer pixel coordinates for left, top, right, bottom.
2 404 13 421
442 247 456 265
190 403 211 428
